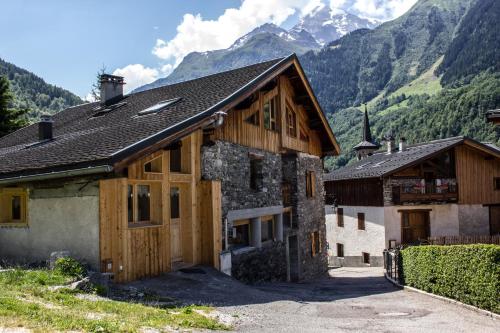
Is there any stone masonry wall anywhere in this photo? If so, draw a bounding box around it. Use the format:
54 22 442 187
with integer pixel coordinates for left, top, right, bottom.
284 153 328 280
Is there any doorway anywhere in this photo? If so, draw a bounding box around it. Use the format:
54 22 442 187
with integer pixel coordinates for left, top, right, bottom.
287 235 299 282
401 210 430 244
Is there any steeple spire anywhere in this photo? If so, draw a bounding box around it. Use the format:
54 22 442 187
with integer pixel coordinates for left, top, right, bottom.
363 104 373 143
353 104 379 160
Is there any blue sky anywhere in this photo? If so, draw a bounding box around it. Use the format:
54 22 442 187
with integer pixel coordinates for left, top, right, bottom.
0 0 416 98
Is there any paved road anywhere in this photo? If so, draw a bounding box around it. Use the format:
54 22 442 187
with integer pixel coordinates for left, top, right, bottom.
125 267 498 333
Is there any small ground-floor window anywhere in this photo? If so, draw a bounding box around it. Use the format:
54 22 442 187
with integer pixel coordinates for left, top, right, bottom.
0 188 28 225
337 243 344 258
127 182 162 226
362 252 370 264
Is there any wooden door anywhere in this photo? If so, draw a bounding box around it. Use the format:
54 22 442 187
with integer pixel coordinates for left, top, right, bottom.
401 211 430 244
490 206 500 235
170 186 183 262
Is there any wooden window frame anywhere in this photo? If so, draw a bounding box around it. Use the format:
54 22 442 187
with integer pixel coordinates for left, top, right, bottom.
286 103 297 138
494 177 500 191
143 156 163 174
311 230 321 257
306 171 316 198
263 95 278 132
169 144 182 173
357 212 365 230
337 208 344 227
127 181 162 228
0 188 28 227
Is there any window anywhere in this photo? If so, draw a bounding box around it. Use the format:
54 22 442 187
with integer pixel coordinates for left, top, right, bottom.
362 252 370 264
311 231 320 257
358 213 365 230
286 105 297 137
138 98 181 116
144 156 162 173
261 216 275 242
137 185 151 222
127 183 161 226
0 188 28 225
127 185 134 223
263 96 278 131
170 187 180 219
306 171 315 198
337 243 344 257
337 208 344 227
495 178 500 191
231 220 250 249
250 155 264 191
245 110 260 126
170 144 182 173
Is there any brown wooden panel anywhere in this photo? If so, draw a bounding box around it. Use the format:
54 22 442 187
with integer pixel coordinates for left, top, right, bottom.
325 178 384 206
198 180 222 269
455 145 500 205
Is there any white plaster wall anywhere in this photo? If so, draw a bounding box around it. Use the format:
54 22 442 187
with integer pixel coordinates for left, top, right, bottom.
458 205 490 235
384 204 460 246
326 205 385 258
0 192 100 269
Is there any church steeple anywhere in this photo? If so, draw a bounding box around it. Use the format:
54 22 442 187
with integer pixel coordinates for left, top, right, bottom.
353 105 379 160
363 105 373 143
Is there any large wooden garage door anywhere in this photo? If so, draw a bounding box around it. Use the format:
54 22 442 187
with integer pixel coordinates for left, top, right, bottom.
401 211 430 244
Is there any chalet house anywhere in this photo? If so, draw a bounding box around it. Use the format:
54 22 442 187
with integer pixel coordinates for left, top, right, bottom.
324 111 500 267
0 55 340 283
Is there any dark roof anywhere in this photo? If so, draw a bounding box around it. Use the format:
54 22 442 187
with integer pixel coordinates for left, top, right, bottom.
0 57 288 178
325 136 500 181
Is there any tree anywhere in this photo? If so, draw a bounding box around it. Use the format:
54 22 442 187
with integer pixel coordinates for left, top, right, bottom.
89 65 107 102
0 76 28 138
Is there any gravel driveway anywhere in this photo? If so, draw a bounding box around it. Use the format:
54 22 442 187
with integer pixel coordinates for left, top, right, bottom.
124 266 498 332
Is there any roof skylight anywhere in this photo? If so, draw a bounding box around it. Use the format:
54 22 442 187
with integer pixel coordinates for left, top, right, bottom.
355 162 372 169
138 98 181 116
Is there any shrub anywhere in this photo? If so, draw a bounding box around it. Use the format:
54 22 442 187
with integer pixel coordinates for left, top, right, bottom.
54 257 87 279
401 244 500 313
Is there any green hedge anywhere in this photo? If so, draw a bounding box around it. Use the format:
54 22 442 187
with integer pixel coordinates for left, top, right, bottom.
400 244 500 313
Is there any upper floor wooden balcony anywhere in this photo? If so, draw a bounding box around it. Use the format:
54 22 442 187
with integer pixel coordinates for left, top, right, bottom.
393 179 458 204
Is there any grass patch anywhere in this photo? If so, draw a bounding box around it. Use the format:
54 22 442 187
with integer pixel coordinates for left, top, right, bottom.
0 268 228 332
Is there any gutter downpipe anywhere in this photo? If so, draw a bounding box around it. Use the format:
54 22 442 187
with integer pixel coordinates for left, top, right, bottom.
0 165 113 185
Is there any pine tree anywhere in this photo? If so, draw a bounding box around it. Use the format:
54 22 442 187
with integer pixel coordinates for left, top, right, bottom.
0 76 28 138
89 65 107 102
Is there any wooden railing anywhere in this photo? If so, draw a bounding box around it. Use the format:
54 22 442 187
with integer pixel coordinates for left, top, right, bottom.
427 235 500 245
394 180 458 204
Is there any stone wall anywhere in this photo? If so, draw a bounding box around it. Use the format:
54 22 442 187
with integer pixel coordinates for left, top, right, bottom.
0 178 100 269
292 153 328 280
201 141 282 220
231 242 287 284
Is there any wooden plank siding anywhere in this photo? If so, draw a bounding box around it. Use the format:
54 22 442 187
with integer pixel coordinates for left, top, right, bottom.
198 180 222 269
325 178 384 207
212 75 323 156
455 145 500 205
99 131 207 283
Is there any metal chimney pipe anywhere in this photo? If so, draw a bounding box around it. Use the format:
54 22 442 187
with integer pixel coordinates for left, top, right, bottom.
399 137 407 152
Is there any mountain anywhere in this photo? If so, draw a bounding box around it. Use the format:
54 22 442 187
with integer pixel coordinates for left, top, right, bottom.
136 9 378 92
0 58 83 121
298 0 499 168
291 4 378 45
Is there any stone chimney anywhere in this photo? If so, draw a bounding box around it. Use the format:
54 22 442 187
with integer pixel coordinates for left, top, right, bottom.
39 115 54 141
399 137 407 152
385 132 395 154
100 74 125 105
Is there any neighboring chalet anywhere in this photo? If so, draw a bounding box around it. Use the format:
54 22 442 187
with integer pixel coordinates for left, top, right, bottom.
324 112 500 267
486 109 500 126
0 55 340 283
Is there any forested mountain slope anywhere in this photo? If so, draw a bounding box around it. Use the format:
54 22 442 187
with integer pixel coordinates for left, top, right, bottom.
0 58 82 121
298 0 499 169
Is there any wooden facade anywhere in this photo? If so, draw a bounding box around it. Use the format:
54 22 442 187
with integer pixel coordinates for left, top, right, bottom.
325 178 384 207
99 131 224 282
211 75 324 156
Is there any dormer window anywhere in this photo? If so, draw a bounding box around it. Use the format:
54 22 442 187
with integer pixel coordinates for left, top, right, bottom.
138 98 181 116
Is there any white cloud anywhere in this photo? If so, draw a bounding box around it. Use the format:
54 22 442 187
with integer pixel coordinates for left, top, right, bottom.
112 64 159 93
348 0 417 21
152 0 320 66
